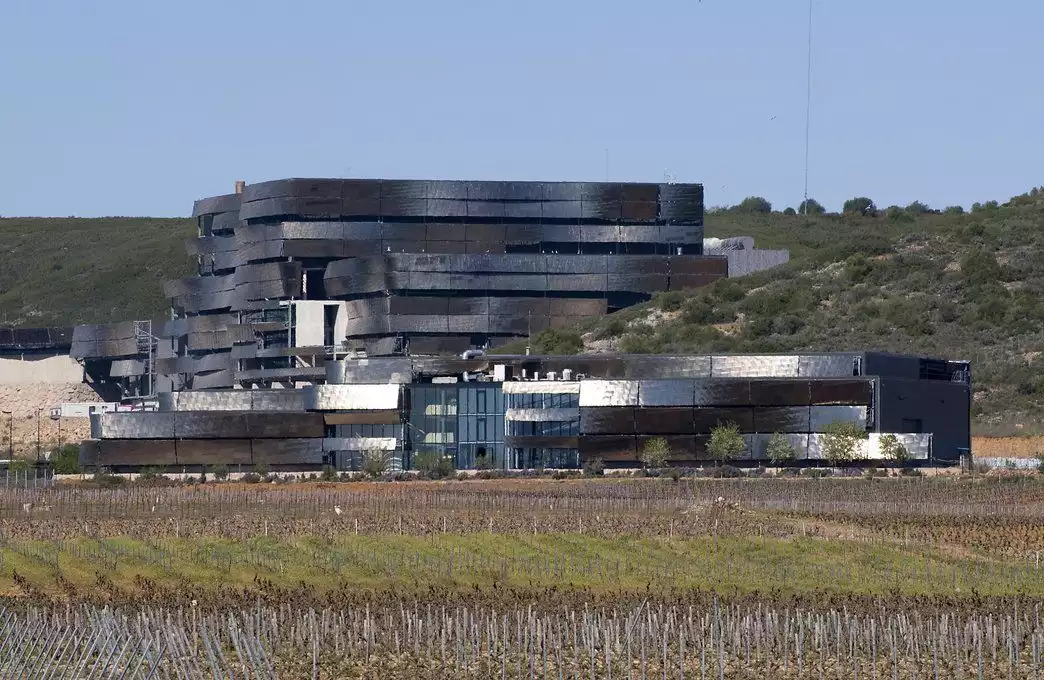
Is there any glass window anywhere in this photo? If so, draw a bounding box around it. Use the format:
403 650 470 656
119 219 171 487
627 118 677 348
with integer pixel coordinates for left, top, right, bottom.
477 418 487 441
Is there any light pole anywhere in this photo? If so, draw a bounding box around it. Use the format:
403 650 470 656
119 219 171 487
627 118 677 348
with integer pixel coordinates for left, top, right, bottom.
36 409 41 462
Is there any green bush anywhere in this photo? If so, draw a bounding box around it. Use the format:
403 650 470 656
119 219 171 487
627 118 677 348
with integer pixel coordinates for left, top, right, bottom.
820 421 868 465
362 449 393 479
582 458 605 477
413 451 455 479
843 197 877 216
208 464 229 481
530 328 584 355
640 437 670 470
766 432 797 465
733 196 772 214
878 433 909 464
707 422 746 464
51 443 81 474
798 198 825 215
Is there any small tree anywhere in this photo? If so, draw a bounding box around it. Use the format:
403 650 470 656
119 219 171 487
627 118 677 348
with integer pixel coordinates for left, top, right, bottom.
707 422 747 465
474 452 494 470
905 200 931 215
734 196 772 214
842 197 877 217
640 437 670 470
208 464 229 481
798 198 825 215
879 434 909 465
52 443 82 475
820 421 868 466
766 432 797 465
362 449 393 479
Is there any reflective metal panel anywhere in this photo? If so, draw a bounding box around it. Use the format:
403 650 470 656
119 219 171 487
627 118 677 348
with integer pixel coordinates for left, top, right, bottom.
323 437 397 452
799 354 860 378
502 381 581 394
694 407 754 433
638 380 696 406
579 408 636 434
176 439 252 466
711 355 800 378
308 384 400 410
504 408 579 422
753 407 811 433
634 408 695 434
810 379 872 405
809 405 867 431
92 413 175 439
250 438 325 466
579 380 639 407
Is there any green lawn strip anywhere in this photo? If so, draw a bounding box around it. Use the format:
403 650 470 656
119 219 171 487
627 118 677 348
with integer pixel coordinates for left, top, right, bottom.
1 534 1042 597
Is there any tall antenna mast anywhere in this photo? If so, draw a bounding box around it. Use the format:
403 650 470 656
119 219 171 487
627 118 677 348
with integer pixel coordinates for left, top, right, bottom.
802 0 814 207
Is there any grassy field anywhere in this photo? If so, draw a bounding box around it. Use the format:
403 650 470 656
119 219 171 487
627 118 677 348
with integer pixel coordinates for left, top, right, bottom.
3 476 1044 676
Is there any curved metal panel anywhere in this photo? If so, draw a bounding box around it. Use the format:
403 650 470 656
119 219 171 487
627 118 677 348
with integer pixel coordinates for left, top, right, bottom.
307 384 400 410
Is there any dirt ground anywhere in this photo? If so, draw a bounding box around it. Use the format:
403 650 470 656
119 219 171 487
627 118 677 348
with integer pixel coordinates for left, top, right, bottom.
0 383 97 457
972 436 1044 459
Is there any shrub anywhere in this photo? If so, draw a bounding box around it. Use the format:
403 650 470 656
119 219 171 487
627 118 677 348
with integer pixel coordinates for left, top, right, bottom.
474 453 494 471
320 465 338 482
530 328 583 355
707 422 747 464
92 468 125 488
362 449 393 479
766 432 797 465
582 458 605 477
640 437 670 470
208 464 229 481
879 433 909 465
707 464 744 478
51 443 81 475
254 463 270 478
798 198 825 215
961 250 1003 288
842 197 876 216
733 196 772 214
905 200 931 215
782 207 796 216
413 451 455 479
820 420 868 466
943 205 965 215
241 472 262 484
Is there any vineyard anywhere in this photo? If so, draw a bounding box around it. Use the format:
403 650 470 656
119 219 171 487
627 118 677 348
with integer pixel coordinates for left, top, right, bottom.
3 476 1044 677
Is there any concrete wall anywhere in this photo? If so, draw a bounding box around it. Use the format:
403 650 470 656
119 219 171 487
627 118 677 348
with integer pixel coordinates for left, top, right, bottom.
0 355 82 384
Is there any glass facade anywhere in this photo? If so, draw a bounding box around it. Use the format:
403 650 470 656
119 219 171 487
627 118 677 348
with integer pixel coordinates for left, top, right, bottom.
408 384 505 469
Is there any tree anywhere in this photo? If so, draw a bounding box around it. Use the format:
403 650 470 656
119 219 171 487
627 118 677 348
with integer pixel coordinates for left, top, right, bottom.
640 437 670 470
766 432 797 465
707 422 747 465
878 433 909 465
362 449 393 478
51 443 81 475
733 196 772 214
905 200 931 215
798 198 825 215
782 207 796 216
842 197 877 217
943 205 965 216
820 420 868 466
208 463 229 481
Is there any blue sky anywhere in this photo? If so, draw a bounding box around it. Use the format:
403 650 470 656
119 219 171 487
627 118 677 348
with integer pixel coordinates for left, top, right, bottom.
1 0 1041 217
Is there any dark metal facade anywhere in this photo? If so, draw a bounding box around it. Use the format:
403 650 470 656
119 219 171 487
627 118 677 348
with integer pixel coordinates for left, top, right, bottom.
151 178 720 389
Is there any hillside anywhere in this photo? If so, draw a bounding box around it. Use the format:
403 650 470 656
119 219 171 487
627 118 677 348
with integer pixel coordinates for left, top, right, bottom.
514 189 1044 435
0 217 195 327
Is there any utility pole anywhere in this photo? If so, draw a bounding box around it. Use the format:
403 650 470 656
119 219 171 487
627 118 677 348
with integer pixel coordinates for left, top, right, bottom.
36 409 41 462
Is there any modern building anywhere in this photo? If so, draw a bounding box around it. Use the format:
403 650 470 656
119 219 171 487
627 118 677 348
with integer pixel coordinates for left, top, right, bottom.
69 178 968 471
73 178 735 394
80 351 971 470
